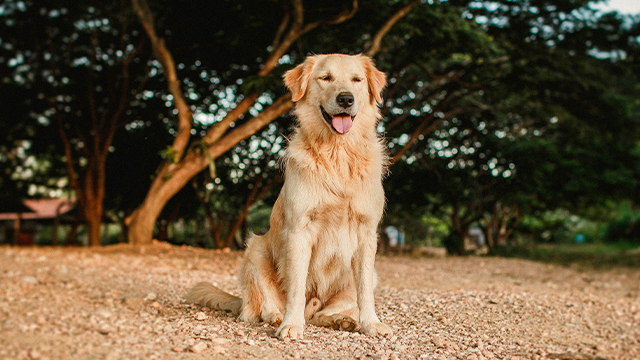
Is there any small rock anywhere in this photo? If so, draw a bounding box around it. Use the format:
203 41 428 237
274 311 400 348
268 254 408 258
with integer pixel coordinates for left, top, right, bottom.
21 276 38 284
190 342 207 353
96 325 112 335
96 309 112 319
431 336 443 347
211 345 226 354
211 338 230 345
172 347 184 353
28 349 41 359
144 292 157 301
123 298 145 309
195 312 207 321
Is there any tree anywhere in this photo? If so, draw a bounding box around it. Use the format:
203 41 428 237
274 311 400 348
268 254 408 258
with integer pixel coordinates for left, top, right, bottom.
0 0 159 245
382 0 640 254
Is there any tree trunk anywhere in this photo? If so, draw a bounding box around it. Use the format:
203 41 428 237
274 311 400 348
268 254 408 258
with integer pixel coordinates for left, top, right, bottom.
64 221 80 246
127 97 294 245
203 205 223 249
483 203 522 249
86 209 102 246
82 154 106 247
222 172 282 248
117 216 128 244
447 202 468 256
127 155 207 244
12 215 21 246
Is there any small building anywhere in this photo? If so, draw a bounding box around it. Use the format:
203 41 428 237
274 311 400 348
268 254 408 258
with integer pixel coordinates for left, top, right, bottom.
0 198 76 245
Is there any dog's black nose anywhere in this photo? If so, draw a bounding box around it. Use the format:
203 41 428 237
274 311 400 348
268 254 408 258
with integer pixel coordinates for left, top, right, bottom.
336 92 354 108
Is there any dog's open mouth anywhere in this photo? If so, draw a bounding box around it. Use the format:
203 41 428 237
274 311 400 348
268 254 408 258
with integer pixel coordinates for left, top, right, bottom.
320 106 355 134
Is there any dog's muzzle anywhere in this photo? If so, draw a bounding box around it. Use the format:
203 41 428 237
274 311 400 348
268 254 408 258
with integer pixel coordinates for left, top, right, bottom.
320 106 356 134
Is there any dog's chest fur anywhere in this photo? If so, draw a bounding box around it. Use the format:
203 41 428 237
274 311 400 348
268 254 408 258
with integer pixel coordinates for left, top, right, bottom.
281 131 386 300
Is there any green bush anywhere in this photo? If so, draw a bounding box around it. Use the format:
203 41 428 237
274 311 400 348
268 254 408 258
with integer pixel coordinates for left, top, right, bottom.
443 234 465 255
604 211 640 245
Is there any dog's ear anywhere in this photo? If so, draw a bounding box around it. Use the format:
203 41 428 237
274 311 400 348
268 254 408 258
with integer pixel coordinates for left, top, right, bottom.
283 57 316 102
361 55 387 104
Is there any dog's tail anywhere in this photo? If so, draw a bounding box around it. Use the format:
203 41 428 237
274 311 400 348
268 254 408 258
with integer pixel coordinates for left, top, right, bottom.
185 282 242 315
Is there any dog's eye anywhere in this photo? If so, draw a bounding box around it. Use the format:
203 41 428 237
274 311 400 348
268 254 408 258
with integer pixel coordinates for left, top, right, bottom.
352 77 363 83
321 75 332 81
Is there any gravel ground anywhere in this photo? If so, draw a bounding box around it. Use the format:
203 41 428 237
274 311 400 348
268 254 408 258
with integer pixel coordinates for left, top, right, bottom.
1 242 639 360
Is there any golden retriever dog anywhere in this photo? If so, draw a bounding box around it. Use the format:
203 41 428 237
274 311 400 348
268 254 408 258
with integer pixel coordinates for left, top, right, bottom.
186 53 390 340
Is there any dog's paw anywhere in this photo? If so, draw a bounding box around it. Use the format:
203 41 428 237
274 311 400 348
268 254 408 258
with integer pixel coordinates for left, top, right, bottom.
276 323 304 340
333 316 357 332
238 311 261 324
359 321 392 337
263 312 283 326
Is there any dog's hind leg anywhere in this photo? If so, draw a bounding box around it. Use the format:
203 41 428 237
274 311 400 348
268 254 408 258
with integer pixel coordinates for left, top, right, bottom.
240 235 285 325
308 286 359 332
304 297 323 321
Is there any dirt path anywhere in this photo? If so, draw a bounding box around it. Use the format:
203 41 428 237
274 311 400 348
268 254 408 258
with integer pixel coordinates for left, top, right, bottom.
1 243 638 360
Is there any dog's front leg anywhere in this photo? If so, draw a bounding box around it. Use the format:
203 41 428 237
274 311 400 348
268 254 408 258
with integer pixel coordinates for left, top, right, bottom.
353 227 392 337
275 228 312 340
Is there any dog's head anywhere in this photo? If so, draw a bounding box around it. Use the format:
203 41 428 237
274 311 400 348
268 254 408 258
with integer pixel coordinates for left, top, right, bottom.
283 54 386 135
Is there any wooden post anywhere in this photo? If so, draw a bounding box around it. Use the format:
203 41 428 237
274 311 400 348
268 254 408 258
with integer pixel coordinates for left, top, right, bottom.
13 214 21 246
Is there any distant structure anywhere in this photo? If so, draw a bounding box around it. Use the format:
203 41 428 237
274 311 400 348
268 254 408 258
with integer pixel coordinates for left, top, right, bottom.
385 225 405 246
467 226 486 250
0 198 76 245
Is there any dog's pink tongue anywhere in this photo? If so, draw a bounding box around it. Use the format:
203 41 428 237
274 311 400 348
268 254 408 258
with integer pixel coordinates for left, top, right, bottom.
332 115 353 134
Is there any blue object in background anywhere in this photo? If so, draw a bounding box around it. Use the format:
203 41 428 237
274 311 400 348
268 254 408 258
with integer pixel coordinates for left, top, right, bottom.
575 234 585 243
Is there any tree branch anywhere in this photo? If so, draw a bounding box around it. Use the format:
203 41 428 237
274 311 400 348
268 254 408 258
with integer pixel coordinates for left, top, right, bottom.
132 0 193 159
269 6 291 52
55 113 84 210
260 0 358 76
389 103 484 165
365 0 419 57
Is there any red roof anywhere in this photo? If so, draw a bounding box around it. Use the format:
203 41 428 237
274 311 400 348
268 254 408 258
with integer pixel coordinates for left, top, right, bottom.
0 199 76 220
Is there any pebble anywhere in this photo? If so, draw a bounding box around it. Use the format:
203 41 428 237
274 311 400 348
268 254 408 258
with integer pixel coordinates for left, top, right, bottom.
431 336 443 347
195 312 207 321
211 338 230 345
144 292 157 301
21 276 38 284
122 298 144 309
96 309 112 319
211 345 226 354
190 342 207 353
96 325 112 335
